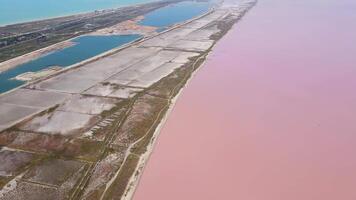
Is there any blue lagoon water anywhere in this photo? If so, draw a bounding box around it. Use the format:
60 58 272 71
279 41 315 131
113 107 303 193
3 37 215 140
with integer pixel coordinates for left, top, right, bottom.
0 35 141 93
140 1 211 29
0 0 154 26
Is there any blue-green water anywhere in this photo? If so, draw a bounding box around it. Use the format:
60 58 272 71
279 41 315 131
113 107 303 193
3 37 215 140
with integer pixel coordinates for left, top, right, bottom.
140 1 211 29
0 35 140 93
0 0 154 26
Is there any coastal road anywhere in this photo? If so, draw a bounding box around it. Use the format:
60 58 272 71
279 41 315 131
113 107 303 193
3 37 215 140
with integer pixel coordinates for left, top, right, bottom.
134 0 356 199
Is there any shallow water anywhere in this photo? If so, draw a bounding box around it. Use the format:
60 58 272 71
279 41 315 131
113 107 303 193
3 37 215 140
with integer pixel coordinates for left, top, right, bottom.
0 0 155 26
0 35 140 93
134 0 356 199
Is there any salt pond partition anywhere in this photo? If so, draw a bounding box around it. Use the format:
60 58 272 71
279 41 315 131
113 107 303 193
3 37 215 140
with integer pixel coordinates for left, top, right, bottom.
0 35 141 93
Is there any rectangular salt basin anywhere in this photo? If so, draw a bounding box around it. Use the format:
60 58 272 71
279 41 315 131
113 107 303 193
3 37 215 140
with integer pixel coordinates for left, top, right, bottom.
20 111 97 135
58 95 120 115
129 62 183 88
140 28 196 48
0 103 40 127
84 82 143 99
107 50 180 85
167 39 214 52
0 89 70 108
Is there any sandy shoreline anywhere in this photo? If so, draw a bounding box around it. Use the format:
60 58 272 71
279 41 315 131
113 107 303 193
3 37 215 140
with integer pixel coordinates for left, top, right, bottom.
134 0 356 199
121 53 208 200
130 1 257 199
106 1 257 199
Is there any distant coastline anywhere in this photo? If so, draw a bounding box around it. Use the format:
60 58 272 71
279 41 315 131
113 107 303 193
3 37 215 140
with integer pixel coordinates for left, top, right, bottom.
0 0 156 26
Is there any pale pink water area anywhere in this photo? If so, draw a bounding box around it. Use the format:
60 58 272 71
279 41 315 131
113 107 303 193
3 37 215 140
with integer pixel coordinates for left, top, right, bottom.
134 0 356 199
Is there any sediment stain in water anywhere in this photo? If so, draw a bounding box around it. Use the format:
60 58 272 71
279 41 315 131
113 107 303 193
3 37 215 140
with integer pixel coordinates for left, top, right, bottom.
134 0 356 199
0 35 141 93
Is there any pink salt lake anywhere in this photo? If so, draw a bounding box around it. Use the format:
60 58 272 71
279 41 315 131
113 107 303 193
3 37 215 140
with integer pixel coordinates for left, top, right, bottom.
134 0 356 199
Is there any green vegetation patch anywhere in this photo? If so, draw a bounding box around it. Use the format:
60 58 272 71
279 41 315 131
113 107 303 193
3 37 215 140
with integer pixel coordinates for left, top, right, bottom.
82 185 107 200
131 105 169 155
0 131 18 146
6 131 68 154
114 95 167 146
102 154 140 200
22 158 86 186
62 138 105 162
0 150 43 178
0 176 13 189
210 14 243 41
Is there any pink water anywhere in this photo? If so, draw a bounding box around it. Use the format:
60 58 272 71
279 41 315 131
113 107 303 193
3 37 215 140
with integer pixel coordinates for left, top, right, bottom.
134 0 356 199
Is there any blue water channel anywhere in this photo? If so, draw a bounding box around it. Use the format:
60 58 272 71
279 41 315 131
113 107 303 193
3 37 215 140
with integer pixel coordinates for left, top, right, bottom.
140 1 212 30
0 1 213 93
0 35 140 93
